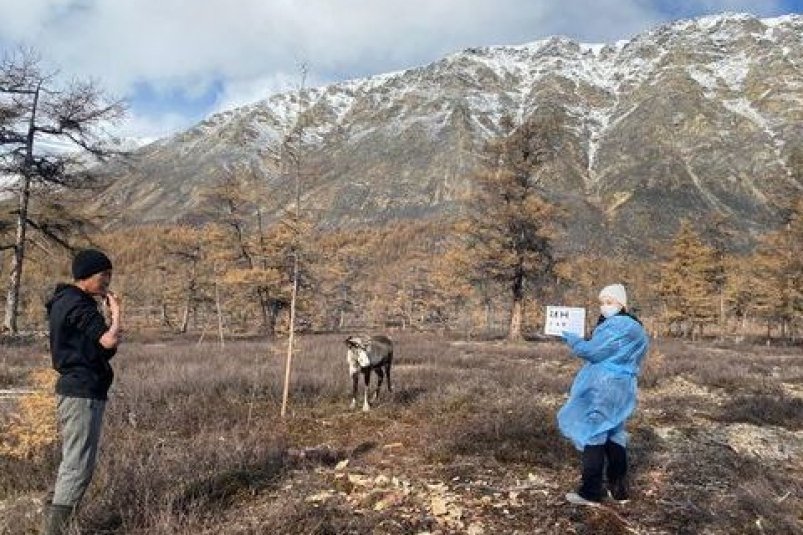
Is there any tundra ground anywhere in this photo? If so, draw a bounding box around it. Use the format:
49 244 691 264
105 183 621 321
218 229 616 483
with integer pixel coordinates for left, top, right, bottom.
1 334 801 534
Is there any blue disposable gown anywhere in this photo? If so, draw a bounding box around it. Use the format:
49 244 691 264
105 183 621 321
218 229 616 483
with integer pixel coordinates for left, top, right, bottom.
557 314 649 450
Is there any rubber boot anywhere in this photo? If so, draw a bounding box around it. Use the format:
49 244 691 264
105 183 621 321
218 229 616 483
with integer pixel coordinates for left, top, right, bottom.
578 445 606 502
42 504 73 535
605 440 629 502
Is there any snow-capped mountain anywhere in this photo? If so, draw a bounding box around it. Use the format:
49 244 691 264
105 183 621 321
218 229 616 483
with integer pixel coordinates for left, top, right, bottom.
96 13 803 250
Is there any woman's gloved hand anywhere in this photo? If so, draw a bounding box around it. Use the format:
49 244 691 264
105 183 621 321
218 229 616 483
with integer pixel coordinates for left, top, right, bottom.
562 331 582 346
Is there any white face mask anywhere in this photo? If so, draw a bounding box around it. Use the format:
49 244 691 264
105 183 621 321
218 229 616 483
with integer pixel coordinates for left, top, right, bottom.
600 304 622 318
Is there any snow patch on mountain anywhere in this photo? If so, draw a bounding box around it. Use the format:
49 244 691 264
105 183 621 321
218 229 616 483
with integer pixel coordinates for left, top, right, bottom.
711 51 751 91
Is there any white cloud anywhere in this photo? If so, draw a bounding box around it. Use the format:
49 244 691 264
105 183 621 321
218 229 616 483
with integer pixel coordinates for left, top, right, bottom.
0 0 65 41
0 0 791 141
114 111 193 145
0 1 681 89
210 71 321 115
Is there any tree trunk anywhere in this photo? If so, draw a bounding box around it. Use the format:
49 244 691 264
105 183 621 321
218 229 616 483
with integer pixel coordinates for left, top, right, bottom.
215 282 225 348
160 302 171 327
256 288 270 334
281 253 299 418
179 302 190 334
508 272 524 341
3 85 40 335
4 175 31 334
265 298 283 338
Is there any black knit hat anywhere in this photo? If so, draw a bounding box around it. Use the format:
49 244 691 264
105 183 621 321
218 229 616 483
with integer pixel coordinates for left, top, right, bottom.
72 249 113 280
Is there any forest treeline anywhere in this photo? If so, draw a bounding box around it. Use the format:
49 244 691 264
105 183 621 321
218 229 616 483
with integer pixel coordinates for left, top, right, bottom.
4 176 801 343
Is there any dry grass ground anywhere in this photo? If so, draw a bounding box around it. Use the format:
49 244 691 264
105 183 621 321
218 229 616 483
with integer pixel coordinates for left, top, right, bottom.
0 334 801 534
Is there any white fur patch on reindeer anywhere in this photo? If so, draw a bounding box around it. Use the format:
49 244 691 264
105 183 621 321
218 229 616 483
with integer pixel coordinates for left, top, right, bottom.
356 348 370 367
347 348 371 375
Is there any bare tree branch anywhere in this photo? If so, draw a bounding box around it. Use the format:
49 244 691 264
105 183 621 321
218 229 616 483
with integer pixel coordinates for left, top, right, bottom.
0 45 126 333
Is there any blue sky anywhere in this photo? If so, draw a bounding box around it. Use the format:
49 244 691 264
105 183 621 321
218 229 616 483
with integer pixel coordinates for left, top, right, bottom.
1 0 800 142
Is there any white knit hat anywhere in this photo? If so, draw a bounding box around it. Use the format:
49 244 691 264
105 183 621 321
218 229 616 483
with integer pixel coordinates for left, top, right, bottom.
599 284 627 308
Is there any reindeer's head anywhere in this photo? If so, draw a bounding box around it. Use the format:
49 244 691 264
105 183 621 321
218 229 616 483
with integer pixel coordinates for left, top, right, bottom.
344 335 370 375
344 335 367 350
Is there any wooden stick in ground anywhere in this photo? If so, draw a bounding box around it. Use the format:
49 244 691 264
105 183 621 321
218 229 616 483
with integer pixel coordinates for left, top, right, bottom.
280 255 299 418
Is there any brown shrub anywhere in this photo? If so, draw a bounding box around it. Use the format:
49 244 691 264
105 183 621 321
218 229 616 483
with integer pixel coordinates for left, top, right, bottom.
716 393 803 430
0 368 58 460
429 399 575 468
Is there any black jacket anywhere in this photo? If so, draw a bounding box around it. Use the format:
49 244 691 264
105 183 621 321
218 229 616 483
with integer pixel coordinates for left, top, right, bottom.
46 284 116 400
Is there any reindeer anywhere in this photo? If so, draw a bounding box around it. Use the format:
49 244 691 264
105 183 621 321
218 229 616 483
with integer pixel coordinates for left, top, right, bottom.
344 335 393 411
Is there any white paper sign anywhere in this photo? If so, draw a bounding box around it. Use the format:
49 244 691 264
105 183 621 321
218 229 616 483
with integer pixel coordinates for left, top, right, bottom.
544 306 586 338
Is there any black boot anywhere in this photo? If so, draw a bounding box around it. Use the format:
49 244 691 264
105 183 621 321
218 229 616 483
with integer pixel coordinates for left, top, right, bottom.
578 445 606 502
42 504 73 535
605 440 629 502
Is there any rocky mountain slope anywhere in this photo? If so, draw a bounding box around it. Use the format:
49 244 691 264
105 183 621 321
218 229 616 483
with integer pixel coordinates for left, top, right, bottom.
96 13 803 250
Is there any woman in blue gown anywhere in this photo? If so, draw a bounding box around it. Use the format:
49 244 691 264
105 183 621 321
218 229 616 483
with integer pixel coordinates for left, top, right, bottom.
558 284 649 505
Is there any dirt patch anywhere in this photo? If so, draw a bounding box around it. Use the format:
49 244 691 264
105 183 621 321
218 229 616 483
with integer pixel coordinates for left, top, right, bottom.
723 423 803 462
653 375 718 399
781 381 803 397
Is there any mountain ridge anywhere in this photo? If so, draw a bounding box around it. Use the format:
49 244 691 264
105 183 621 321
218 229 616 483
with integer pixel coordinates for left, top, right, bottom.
95 12 803 251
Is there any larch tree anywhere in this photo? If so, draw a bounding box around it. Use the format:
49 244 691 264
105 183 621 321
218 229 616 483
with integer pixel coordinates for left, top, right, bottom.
0 48 125 333
659 220 719 338
724 253 758 336
158 225 207 333
309 231 364 331
431 235 481 334
699 213 735 337
461 116 561 341
556 253 623 332
751 197 803 340
274 64 321 418
196 172 289 336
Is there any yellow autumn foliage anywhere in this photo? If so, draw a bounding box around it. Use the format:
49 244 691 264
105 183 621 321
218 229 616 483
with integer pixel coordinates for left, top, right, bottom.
0 366 58 459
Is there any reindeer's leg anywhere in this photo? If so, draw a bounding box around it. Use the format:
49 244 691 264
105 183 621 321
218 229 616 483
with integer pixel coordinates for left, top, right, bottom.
373 368 384 401
385 362 392 393
350 373 358 410
362 370 371 412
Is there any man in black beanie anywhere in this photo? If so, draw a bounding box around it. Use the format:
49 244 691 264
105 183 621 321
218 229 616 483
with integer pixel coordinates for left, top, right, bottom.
42 249 122 535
